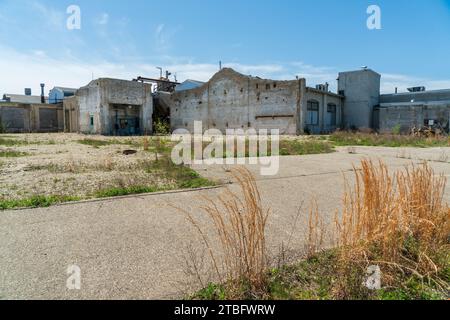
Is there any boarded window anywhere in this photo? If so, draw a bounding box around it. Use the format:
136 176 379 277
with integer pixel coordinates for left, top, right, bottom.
306 100 319 125
39 108 58 130
2 108 25 130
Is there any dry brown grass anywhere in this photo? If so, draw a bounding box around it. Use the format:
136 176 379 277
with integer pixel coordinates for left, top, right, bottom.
143 137 150 151
332 159 450 291
181 167 270 298
305 200 324 258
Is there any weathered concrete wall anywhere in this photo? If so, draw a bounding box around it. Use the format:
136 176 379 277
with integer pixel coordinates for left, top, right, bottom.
168 68 302 134
0 102 63 133
63 96 79 133
378 104 450 133
380 89 450 104
0 103 29 132
377 89 450 133
338 69 380 129
70 78 153 135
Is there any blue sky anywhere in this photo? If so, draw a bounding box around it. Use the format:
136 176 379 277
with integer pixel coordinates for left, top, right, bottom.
0 0 449 94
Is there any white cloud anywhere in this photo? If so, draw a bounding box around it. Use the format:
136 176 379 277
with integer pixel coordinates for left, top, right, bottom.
1 45 449 97
381 73 450 94
32 50 47 58
227 63 285 75
154 24 179 53
96 13 109 25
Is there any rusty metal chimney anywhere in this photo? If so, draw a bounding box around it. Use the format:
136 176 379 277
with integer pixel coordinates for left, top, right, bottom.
40 83 45 103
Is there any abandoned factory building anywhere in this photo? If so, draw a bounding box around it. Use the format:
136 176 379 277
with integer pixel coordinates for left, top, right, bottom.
162 68 449 135
159 68 344 135
63 78 153 135
2 67 449 135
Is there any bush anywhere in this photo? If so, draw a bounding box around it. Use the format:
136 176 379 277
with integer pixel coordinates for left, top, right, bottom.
392 124 402 135
153 119 170 135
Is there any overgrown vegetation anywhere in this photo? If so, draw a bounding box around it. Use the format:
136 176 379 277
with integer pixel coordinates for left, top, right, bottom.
191 161 449 300
279 140 334 156
0 137 29 147
183 168 270 299
0 195 82 210
326 160 450 299
144 155 215 189
192 138 334 159
329 131 450 148
153 119 171 135
1 150 215 210
94 185 163 198
93 159 215 198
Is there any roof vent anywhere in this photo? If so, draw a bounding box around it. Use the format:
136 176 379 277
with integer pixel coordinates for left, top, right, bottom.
407 86 426 92
315 83 329 92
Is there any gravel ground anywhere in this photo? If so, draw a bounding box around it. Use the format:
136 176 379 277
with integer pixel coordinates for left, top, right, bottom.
0 133 172 199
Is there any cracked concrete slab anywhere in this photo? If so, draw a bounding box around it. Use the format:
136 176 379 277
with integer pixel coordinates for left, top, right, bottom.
1 147 449 299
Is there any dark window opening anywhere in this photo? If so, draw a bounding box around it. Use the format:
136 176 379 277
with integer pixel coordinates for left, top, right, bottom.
327 103 337 126
306 100 319 125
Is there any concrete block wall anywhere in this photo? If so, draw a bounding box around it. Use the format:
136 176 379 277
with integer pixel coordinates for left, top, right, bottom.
0 102 63 133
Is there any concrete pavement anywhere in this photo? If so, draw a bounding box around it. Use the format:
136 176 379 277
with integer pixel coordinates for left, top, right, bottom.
1 146 449 299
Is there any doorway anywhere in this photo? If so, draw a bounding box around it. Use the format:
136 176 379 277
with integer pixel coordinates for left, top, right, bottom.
110 104 141 136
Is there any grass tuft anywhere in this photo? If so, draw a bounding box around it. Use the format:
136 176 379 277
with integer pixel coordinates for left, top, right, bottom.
94 185 162 198
0 150 28 157
0 195 81 210
77 139 115 148
184 168 270 299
